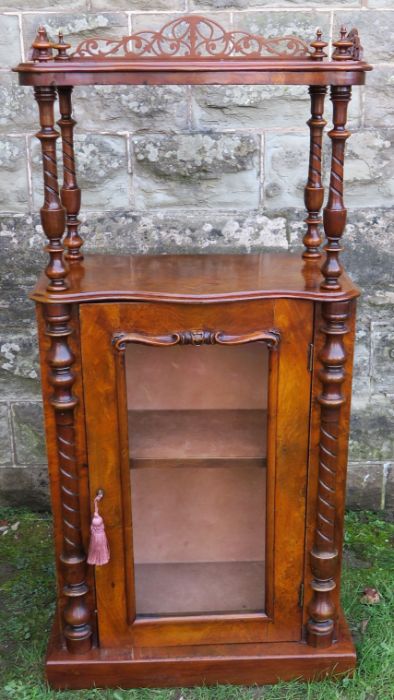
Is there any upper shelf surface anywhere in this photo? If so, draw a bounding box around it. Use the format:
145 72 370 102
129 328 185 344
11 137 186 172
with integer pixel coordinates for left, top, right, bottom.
31 252 360 304
15 16 372 87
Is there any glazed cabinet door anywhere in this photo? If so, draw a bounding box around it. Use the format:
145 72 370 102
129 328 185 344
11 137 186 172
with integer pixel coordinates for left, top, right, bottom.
80 299 313 648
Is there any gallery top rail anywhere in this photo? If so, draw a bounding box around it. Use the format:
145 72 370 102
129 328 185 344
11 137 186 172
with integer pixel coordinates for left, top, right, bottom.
14 15 372 87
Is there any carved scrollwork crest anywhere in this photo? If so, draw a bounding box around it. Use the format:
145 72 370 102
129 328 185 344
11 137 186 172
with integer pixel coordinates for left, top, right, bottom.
71 15 310 60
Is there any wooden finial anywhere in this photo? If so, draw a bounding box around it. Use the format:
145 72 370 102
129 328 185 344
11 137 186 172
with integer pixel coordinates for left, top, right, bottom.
310 28 328 61
52 31 71 61
31 26 53 62
332 25 354 61
347 28 363 60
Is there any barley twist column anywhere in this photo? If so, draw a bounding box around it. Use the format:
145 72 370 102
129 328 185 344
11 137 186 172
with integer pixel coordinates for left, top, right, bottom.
321 86 351 290
34 86 68 291
46 303 92 653
307 300 350 647
303 86 327 259
57 87 84 261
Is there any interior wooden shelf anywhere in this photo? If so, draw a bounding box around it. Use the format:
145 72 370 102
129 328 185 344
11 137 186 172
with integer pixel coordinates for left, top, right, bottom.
134 561 266 616
128 409 267 464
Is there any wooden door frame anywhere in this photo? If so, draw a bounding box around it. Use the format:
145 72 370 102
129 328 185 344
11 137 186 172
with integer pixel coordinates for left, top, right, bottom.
80 299 313 648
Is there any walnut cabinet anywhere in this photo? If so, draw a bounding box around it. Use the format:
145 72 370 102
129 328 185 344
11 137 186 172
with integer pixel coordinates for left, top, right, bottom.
14 15 371 689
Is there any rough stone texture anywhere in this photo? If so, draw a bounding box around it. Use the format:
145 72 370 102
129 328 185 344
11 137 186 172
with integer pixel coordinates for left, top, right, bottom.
264 132 308 208
364 66 394 129
132 133 260 209
368 0 392 7
0 404 12 466
234 11 331 44
193 0 358 6
75 85 189 132
265 129 394 210
131 12 229 34
0 466 49 510
192 84 361 131
0 215 45 288
31 134 130 210
346 463 384 511
22 12 128 57
0 328 41 400
0 14 21 67
83 210 289 253
12 402 46 465
345 130 394 208
192 85 308 131
0 137 29 213
349 402 394 462
0 74 37 134
371 322 394 395
93 0 186 9
0 4 393 510
0 0 84 9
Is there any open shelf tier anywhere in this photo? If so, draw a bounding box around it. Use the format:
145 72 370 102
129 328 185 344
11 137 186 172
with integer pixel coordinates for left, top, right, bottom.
31 252 359 304
15 15 371 87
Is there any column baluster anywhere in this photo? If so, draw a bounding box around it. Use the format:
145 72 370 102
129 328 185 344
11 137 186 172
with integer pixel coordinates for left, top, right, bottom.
57 86 84 261
303 85 327 259
34 85 68 291
321 86 352 290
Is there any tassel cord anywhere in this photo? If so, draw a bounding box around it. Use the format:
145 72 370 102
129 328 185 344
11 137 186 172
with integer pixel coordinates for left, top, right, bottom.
87 491 110 566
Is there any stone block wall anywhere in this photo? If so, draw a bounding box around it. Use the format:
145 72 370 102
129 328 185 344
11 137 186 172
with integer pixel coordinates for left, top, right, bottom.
0 1 393 513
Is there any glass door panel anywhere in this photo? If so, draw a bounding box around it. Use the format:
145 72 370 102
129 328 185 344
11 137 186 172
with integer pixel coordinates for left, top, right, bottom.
125 343 268 617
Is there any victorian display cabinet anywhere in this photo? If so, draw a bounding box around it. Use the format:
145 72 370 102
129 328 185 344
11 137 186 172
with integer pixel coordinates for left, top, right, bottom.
14 16 371 689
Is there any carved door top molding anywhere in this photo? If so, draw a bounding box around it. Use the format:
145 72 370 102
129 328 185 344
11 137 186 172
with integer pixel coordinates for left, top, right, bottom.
112 329 281 352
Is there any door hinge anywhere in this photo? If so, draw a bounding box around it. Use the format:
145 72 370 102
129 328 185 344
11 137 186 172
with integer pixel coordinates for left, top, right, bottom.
307 343 314 372
298 583 304 608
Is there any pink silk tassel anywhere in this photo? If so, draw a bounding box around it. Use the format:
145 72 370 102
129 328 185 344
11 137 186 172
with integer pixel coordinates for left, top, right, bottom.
87 492 110 566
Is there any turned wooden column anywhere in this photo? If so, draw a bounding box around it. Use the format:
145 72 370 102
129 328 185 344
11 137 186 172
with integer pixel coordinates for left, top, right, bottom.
57 86 84 261
46 303 92 653
303 30 328 260
34 85 68 291
320 85 351 289
307 300 350 647
303 86 327 259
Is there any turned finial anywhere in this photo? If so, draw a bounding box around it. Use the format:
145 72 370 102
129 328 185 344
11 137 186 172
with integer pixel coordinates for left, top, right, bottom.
31 26 53 62
310 29 328 61
53 31 71 61
332 25 354 61
347 28 363 60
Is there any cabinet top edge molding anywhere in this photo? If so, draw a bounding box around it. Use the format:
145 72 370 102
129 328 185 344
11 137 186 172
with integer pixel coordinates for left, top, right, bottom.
14 16 372 87
30 253 360 305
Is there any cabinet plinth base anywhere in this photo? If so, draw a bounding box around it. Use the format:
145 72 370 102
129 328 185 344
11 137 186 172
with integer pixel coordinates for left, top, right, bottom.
46 612 356 689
